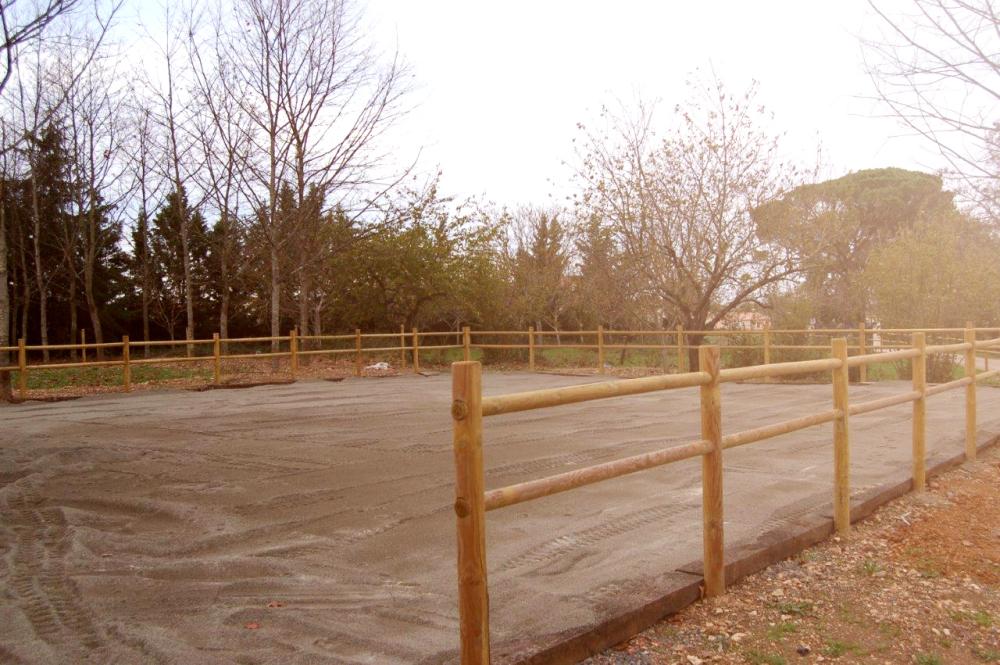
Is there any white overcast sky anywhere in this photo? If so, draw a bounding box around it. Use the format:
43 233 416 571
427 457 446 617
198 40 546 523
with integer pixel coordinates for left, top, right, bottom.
364 0 943 205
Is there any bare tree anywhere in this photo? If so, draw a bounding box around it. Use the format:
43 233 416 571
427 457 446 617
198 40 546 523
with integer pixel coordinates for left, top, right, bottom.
124 98 161 356
0 0 81 94
574 78 800 367
206 0 410 349
866 0 1000 215
60 45 127 358
0 124 13 399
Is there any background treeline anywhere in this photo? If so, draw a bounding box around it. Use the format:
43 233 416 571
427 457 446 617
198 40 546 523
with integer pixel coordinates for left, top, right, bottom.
2 0 1000 377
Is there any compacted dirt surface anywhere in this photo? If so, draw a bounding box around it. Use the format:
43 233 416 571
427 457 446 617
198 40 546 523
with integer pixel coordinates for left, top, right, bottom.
586 444 1000 665
0 373 998 664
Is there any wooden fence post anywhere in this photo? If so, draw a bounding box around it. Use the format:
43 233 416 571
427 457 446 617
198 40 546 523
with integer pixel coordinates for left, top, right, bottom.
17 337 26 400
676 325 686 373
452 361 489 664
763 325 772 382
528 326 535 371
81 328 86 363
597 325 605 374
912 332 926 491
699 345 724 597
122 335 131 392
857 323 867 384
412 327 420 373
965 324 977 461
400 324 407 369
832 338 851 536
213 333 221 385
463 326 471 362
355 329 362 377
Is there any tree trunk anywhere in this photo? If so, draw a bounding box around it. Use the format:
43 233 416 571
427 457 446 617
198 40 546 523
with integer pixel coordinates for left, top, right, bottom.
686 332 705 372
140 214 151 359
29 172 49 362
84 208 104 359
0 200 11 401
298 270 310 354
180 206 194 357
68 270 77 362
270 244 280 353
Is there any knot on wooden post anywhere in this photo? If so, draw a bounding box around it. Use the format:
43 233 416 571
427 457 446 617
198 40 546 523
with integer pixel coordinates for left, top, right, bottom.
454 498 470 518
452 399 469 421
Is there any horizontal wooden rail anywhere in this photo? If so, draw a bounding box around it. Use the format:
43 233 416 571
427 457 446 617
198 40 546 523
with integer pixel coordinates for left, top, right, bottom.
848 390 921 416
130 356 212 365
298 333 356 341
222 352 292 360
30 359 124 370
718 358 841 382
481 371 712 417
721 409 841 449
602 343 680 350
483 439 712 511
134 339 214 347
220 336 290 343
25 341 122 351
975 368 1000 382
926 376 973 396
925 342 972 354
847 348 920 367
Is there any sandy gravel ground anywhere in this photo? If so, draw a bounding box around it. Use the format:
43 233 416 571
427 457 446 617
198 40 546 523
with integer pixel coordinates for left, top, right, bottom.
0 373 998 664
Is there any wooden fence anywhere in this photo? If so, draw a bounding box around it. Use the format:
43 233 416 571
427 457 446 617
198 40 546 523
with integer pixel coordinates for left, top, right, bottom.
1 324 998 400
449 326 1000 664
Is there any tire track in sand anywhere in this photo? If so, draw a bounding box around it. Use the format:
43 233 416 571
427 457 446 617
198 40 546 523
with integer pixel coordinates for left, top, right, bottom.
2 485 105 654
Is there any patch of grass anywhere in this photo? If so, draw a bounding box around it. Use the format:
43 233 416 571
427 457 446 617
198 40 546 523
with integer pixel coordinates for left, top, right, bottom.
766 621 798 642
954 609 995 628
914 653 944 665
774 600 814 617
973 610 994 628
904 547 944 578
878 622 902 638
861 559 883 576
745 650 787 665
823 639 859 658
975 647 1000 662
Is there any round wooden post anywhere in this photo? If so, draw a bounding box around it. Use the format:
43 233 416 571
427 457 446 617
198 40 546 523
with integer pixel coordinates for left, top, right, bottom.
122 335 131 392
81 328 86 363
965 324 977 461
528 326 535 371
832 338 851 536
213 333 221 385
290 329 299 377
400 324 407 369
911 332 927 491
17 337 27 400
676 325 686 373
412 327 420 373
355 329 362 377
597 325 605 374
463 326 471 362
451 361 490 664
857 323 867 384
699 345 724 597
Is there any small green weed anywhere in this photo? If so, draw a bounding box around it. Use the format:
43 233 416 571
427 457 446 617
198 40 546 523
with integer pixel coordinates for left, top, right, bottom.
766 621 797 641
914 653 943 665
745 650 787 665
774 601 814 617
823 640 859 658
